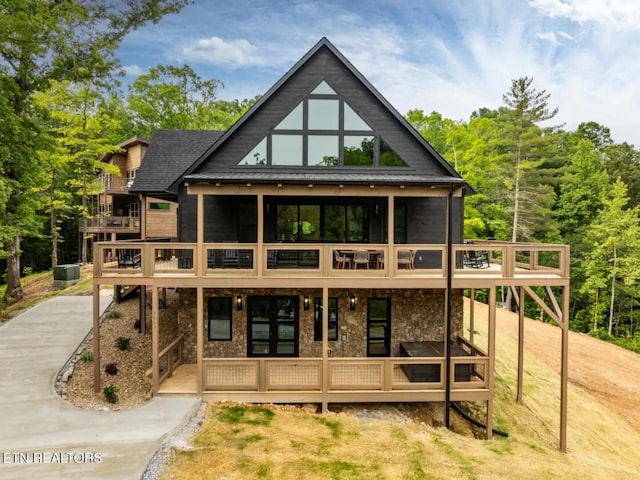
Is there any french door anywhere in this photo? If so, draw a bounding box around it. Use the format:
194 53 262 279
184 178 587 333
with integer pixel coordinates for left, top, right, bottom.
247 296 299 357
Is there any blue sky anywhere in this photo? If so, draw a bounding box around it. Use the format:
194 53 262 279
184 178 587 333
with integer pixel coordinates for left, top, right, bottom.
117 0 640 146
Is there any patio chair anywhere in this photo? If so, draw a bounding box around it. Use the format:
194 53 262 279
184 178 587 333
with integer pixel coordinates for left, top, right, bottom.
352 249 370 269
334 249 350 269
222 249 239 268
376 250 385 269
397 249 415 270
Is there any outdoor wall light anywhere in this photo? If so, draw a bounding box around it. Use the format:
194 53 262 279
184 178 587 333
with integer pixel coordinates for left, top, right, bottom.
350 296 356 311
236 295 243 311
303 296 310 310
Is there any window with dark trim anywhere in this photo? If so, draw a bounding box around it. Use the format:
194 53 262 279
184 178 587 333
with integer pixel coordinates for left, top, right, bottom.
237 79 407 168
208 297 232 341
314 297 338 341
276 202 368 243
149 202 171 211
367 298 391 356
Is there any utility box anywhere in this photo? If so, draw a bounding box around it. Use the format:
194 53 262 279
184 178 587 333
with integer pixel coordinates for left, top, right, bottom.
53 264 81 289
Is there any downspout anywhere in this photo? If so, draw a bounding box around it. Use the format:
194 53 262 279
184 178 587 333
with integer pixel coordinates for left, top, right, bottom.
445 187 454 429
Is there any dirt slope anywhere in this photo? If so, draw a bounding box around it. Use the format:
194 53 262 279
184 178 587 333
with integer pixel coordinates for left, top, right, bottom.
467 298 640 432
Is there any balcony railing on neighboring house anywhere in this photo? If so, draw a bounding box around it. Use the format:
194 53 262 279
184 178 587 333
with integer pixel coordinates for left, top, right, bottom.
93 240 569 281
81 216 140 234
100 176 134 194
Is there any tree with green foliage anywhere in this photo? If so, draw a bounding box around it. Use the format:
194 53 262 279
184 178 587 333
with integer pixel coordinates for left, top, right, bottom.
497 77 560 242
0 0 188 303
34 80 122 266
582 179 640 334
127 64 222 137
126 64 259 136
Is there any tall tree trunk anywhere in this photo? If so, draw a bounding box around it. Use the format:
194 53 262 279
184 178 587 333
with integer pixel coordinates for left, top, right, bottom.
50 175 58 268
593 287 599 331
4 236 23 303
504 146 523 311
51 209 58 268
608 247 616 336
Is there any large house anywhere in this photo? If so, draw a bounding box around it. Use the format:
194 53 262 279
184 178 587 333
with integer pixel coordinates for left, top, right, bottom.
80 136 180 254
91 38 570 450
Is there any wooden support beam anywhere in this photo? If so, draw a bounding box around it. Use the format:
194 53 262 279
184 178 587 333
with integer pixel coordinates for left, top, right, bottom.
486 285 496 440
93 284 101 393
140 286 147 334
196 193 204 277
545 286 563 321
152 287 159 394
197 287 204 394
560 285 570 453
321 286 329 413
517 286 525 403
257 194 264 278
523 286 562 326
469 288 475 345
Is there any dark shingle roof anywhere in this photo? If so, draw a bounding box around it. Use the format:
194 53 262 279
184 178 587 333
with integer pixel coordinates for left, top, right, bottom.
130 130 223 194
185 171 467 187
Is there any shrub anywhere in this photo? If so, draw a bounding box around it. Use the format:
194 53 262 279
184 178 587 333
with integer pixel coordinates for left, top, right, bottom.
106 309 122 319
103 385 118 404
22 266 34 276
104 362 118 375
115 336 130 351
80 350 94 362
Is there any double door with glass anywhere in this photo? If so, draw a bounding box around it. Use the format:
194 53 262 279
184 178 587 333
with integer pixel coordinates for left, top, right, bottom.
248 296 299 356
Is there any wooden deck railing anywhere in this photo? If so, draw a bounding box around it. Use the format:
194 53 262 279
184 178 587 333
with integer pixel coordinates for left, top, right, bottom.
158 336 184 384
202 355 489 393
94 241 569 280
80 216 140 233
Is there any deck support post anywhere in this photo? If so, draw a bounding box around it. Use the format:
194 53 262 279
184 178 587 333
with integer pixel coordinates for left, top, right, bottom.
257 194 264 277
560 284 569 452
387 194 394 277
469 288 475 345
517 286 525 403
486 285 497 440
321 286 329 413
140 286 147 334
92 284 101 393
197 287 204 394
152 286 159 394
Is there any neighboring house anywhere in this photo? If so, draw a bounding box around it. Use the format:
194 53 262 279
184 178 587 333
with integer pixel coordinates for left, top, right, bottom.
81 136 181 255
92 38 570 450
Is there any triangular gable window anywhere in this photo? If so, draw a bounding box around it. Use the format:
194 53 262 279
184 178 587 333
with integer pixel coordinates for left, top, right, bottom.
344 103 369 130
240 138 267 165
274 103 303 130
237 80 407 168
311 80 336 95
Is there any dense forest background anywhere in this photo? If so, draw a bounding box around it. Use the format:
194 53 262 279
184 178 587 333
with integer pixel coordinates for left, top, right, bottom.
2 1 639 352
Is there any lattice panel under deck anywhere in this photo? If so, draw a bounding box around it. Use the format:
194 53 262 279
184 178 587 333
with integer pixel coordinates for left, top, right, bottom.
330 363 382 386
267 362 321 388
205 363 257 389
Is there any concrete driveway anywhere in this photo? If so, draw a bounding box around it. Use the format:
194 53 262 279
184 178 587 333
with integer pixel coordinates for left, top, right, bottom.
0 295 200 479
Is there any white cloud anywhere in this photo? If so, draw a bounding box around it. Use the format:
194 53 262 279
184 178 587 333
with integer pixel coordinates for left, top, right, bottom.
122 64 145 76
537 31 560 45
180 37 266 67
528 0 640 30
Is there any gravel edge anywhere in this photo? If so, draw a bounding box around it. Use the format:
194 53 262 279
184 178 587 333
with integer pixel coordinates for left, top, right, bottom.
54 299 114 403
141 400 206 480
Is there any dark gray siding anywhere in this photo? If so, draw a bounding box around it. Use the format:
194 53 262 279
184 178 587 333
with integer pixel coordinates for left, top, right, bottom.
179 188 257 243
195 48 453 177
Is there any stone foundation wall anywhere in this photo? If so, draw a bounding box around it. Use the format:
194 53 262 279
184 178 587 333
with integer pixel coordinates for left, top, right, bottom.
177 287 463 363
